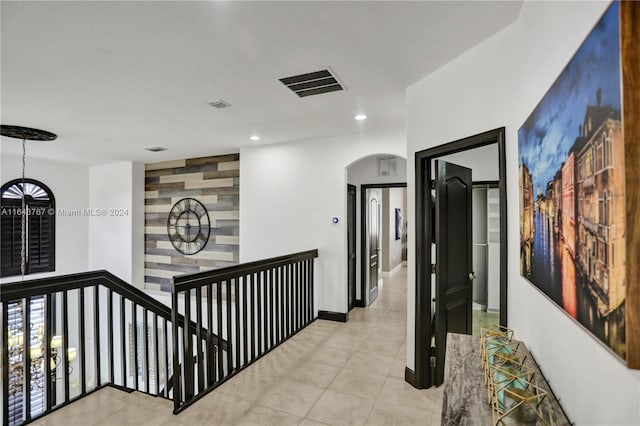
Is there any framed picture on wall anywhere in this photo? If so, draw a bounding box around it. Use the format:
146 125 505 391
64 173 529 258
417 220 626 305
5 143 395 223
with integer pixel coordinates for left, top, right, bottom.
395 208 402 240
517 0 639 369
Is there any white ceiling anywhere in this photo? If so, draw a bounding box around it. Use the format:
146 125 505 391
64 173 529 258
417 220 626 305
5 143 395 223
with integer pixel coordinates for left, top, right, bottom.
1 1 522 165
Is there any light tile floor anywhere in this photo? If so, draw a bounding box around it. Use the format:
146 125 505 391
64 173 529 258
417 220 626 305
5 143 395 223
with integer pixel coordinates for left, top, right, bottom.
471 309 500 337
34 267 444 425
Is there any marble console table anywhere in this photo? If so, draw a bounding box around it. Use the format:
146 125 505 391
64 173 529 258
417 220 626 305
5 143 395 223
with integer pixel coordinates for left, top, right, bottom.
441 333 571 425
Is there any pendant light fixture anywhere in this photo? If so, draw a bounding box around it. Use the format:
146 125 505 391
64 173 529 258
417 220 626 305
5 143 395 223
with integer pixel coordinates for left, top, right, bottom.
1 125 57 278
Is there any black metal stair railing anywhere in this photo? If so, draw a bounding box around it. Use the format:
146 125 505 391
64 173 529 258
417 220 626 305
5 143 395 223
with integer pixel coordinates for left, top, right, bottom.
1 249 319 424
171 249 319 413
0 270 218 426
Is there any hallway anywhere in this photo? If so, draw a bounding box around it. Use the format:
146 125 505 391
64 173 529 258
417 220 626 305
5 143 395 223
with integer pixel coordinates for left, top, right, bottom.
32 267 443 426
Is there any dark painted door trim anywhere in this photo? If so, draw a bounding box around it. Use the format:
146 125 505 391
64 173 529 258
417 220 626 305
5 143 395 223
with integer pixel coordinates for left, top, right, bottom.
358 183 407 307
348 184 357 311
412 127 507 389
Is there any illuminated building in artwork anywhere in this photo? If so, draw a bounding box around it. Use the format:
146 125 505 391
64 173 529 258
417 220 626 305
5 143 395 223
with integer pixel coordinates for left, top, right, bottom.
519 161 534 276
561 152 576 258
573 90 625 332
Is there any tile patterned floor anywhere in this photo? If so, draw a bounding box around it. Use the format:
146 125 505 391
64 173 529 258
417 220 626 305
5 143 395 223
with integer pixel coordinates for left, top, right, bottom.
33 267 444 425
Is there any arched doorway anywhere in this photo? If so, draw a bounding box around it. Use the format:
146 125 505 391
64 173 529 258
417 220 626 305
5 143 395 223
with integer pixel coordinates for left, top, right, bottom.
345 154 407 308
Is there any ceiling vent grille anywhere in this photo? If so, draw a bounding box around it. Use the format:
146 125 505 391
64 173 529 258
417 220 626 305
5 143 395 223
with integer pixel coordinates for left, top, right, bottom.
279 69 344 98
208 99 231 109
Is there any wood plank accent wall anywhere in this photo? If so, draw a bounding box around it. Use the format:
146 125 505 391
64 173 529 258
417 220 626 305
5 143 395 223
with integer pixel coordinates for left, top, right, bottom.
144 154 240 291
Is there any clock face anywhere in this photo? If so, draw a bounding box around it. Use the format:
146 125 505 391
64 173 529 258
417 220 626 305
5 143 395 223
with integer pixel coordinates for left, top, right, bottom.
166 198 211 255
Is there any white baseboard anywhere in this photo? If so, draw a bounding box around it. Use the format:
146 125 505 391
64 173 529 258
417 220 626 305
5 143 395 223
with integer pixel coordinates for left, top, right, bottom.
402 260 407 266
381 262 403 277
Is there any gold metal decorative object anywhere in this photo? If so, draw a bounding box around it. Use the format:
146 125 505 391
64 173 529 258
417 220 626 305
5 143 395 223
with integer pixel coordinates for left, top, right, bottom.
480 325 555 425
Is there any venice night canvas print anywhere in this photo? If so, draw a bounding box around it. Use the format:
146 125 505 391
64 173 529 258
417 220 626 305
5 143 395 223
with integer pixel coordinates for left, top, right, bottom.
518 2 626 358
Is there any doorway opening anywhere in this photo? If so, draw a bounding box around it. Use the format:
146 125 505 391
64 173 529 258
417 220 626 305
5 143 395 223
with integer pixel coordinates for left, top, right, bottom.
411 127 507 389
360 184 407 307
471 181 501 336
345 155 407 310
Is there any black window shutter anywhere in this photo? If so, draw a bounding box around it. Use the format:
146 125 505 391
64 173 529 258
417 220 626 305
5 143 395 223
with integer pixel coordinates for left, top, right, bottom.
1 179 56 277
28 206 54 273
0 205 21 277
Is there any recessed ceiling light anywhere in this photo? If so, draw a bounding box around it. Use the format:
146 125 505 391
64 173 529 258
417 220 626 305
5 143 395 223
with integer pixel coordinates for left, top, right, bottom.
354 114 367 121
250 135 261 141
145 147 167 152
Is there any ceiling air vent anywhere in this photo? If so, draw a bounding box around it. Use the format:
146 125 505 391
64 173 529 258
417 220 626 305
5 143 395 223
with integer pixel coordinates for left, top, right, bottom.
208 99 231 109
279 69 344 98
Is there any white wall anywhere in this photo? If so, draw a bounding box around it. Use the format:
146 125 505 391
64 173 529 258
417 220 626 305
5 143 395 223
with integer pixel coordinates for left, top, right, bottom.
433 143 499 181
0 153 90 283
406 1 640 424
382 187 404 274
240 131 405 315
88 161 145 287
347 155 407 187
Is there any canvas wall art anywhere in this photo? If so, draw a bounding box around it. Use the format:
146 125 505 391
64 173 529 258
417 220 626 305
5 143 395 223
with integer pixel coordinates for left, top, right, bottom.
518 0 639 367
395 208 403 241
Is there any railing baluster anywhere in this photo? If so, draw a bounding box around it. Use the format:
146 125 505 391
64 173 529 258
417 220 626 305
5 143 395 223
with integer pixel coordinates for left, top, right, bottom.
298 261 303 328
257 273 262 356
285 264 290 337
63 290 70 403
206 284 214 387
303 260 308 325
79 287 86 395
171 287 181 411
242 275 248 366
226 279 232 372
24 297 31 422
272 268 277 345
262 271 268 353
95 285 101 388
277 267 283 342
234 277 240 370
120 296 126 388
183 290 193 400
154 313 159 395
310 259 315 320
249 273 255 361
108 288 114 385
216 282 223 382
132 302 138 391
45 294 53 410
144 308 150 394
292 262 298 331
195 287 203 392
164 318 169 399
268 269 274 350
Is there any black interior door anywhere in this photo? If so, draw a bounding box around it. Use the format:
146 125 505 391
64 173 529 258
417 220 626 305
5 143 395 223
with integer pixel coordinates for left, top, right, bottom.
368 190 380 304
433 160 473 385
347 184 356 310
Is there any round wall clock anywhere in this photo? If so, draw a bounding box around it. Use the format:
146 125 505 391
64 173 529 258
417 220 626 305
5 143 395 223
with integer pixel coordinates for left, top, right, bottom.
166 198 211 255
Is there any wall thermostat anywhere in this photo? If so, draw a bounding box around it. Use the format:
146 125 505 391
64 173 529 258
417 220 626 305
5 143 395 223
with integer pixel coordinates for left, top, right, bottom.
332 217 339 224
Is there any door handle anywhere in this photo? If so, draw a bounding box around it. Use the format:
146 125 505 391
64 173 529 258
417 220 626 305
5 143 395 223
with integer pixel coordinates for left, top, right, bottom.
468 272 476 281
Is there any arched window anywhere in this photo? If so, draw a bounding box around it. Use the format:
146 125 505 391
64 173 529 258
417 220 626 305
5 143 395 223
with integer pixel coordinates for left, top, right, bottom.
1 178 55 277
